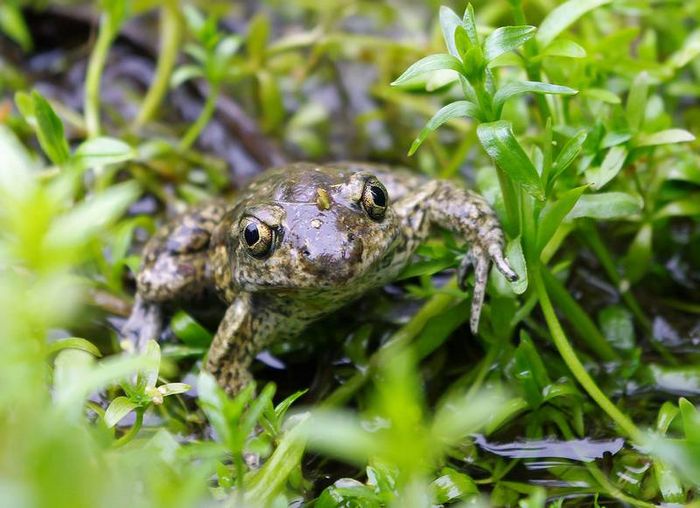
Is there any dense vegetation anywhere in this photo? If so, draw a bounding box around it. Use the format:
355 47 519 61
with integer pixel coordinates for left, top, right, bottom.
1 0 700 506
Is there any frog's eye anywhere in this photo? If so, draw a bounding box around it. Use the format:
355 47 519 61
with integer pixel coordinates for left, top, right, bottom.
240 217 274 258
361 178 388 221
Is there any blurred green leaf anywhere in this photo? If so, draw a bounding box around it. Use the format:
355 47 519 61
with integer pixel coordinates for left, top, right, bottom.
634 129 695 147
431 467 477 503
74 137 135 169
104 396 138 428
623 223 652 284
568 192 642 219
409 101 480 155
550 130 587 184
598 305 634 351
48 337 102 358
585 145 627 190
170 65 204 88
539 38 586 58
0 2 32 51
654 197 700 219
536 0 612 47
45 181 140 251
30 92 70 166
171 311 213 348
626 72 649 132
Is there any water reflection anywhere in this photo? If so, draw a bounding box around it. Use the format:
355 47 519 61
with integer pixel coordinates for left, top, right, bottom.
474 434 624 466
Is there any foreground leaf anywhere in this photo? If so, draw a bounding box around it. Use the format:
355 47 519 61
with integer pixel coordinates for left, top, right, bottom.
477 121 544 199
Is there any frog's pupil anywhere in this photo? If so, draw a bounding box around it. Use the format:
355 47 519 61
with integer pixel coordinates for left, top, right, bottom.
244 223 259 245
370 185 386 207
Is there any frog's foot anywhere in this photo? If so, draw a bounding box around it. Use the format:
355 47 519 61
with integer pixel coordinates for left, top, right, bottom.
458 242 517 334
121 296 163 352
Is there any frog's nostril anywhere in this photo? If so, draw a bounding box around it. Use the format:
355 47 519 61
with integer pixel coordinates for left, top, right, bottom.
302 248 311 257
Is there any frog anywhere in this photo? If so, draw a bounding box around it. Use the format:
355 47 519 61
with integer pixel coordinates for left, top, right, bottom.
123 162 517 394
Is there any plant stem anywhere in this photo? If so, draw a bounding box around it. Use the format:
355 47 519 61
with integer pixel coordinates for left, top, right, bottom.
114 408 143 447
85 13 119 138
178 84 220 151
133 1 182 129
541 266 619 362
532 268 643 442
507 0 551 122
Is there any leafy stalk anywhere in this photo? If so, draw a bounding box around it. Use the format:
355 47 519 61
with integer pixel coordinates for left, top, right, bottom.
533 268 643 442
178 84 220 151
133 1 182 129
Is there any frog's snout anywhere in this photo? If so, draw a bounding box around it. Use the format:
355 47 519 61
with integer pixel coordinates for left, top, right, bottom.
297 230 364 283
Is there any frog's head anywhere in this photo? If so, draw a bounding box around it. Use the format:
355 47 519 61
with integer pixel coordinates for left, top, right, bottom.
227 166 402 293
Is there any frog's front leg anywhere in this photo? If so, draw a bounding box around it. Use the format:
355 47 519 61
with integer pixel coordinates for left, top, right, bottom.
394 180 517 334
122 202 226 350
205 295 307 394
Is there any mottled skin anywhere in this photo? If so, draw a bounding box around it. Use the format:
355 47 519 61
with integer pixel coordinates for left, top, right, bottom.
123 162 517 394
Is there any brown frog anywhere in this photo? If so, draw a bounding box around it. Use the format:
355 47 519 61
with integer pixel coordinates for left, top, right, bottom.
123 162 517 393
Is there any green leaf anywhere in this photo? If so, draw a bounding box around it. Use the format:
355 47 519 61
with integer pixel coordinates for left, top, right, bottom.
45 181 140 250
666 29 700 71
476 121 544 200
31 91 70 166
48 337 102 358
634 129 695 147
536 0 612 48
74 137 135 169
483 25 536 62
626 72 649 132
654 197 700 219
537 186 587 252
170 65 204 88
171 311 213 348
550 130 588 183
539 38 586 58
247 14 270 66
513 332 550 408
461 3 479 46
391 54 464 86
104 396 138 428
439 6 463 58
493 80 577 113
568 192 642 220
408 101 480 155
585 145 627 190
598 305 635 351
432 467 478 503
157 382 191 397
582 88 621 104
0 3 32 51
505 237 527 294
623 223 652 284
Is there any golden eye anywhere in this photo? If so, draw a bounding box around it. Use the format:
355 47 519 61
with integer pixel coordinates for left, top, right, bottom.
361 178 388 221
240 217 274 258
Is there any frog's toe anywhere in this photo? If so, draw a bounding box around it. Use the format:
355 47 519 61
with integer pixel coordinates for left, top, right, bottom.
488 243 518 282
469 249 490 335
